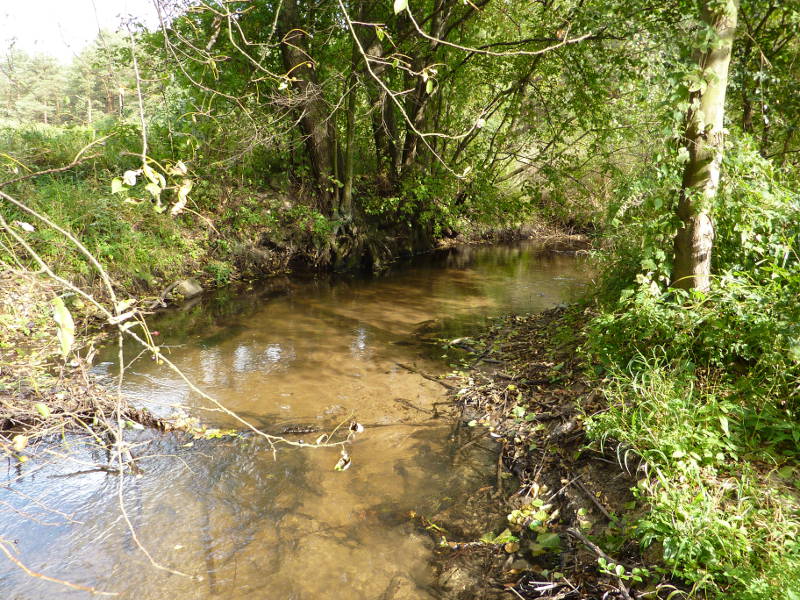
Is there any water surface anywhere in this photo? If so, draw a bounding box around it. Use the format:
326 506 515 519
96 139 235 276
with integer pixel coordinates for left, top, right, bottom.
0 242 590 599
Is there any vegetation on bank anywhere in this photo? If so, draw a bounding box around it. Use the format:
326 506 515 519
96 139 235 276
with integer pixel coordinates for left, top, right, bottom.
0 120 554 297
579 137 800 598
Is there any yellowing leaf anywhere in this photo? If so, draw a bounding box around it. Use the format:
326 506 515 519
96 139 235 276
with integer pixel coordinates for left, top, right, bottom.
52 296 75 359
171 179 193 216
145 182 162 199
334 450 351 471
35 403 51 419
168 160 188 176
115 298 136 313
142 164 165 188
12 435 28 452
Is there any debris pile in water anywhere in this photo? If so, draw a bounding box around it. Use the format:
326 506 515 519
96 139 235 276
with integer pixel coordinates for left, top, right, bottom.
0 269 164 462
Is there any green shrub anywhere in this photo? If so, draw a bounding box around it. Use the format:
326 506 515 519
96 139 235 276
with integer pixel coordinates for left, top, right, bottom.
582 134 800 599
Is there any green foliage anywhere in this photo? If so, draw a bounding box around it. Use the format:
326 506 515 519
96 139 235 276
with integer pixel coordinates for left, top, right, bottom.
204 260 234 286
583 135 800 599
1 177 203 289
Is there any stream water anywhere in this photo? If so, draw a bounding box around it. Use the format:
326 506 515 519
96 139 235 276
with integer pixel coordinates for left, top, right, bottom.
0 242 590 599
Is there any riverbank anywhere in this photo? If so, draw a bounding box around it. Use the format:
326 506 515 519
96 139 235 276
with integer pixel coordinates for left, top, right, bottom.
3 174 589 300
0 269 171 460
435 306 656 600
439 300 800 600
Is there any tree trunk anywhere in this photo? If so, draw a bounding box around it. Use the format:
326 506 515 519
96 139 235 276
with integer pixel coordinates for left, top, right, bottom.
342 68 357 218
671 0 738 292
362 36 399 185
278 0 338 215
778 127 795 169
400 0 450 171
740 40 754 133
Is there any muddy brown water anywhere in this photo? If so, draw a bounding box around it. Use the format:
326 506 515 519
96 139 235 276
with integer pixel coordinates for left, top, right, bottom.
0 242 590 599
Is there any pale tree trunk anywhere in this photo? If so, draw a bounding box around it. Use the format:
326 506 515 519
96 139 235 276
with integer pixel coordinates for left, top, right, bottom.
671 0 738 291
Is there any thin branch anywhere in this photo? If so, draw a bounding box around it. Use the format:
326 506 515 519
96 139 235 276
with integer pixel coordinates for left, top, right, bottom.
0 538 118 596
403 6 594 57
0 136 111 188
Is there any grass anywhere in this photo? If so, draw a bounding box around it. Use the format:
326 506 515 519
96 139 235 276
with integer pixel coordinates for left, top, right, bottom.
584 353 800 598
3 178 207 292
575 138 800 599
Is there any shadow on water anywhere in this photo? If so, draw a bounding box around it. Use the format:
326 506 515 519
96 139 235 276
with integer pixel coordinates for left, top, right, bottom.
0 241 591 599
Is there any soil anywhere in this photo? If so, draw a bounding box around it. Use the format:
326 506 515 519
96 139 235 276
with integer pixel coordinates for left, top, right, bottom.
429 307 674 600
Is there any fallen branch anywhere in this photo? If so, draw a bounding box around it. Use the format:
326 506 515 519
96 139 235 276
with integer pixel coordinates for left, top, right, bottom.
566 528 634 600
395 362 456 390
570 474 613 521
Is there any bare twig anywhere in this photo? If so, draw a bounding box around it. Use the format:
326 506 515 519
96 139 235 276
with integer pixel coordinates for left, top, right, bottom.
1 135 112 188
395 362 456 390
0 538 118 596
566 528 634 600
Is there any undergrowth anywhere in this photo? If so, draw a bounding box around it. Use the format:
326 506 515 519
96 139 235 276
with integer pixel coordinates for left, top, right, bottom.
581 136 800 599
0 123 335 293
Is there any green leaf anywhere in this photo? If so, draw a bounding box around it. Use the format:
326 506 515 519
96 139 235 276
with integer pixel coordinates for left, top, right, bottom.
145 182 162 199
536 532 561 550
35 403 51 419
51 296 75 359
393 0 408 14
111 178 125 194
426 79 434 94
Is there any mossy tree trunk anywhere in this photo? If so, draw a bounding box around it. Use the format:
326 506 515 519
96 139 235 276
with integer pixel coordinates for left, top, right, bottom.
671 0 739 291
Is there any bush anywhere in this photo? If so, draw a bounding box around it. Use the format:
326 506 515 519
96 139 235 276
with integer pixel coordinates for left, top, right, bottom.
581 134 800 599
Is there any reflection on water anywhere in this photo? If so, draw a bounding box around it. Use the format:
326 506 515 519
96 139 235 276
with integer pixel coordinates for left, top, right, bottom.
0 242 590 599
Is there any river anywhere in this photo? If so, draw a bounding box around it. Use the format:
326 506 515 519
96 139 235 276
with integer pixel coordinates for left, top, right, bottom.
0 242 590 599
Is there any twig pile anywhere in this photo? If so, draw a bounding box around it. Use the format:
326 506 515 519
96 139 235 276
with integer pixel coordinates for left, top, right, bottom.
446 307 680 600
